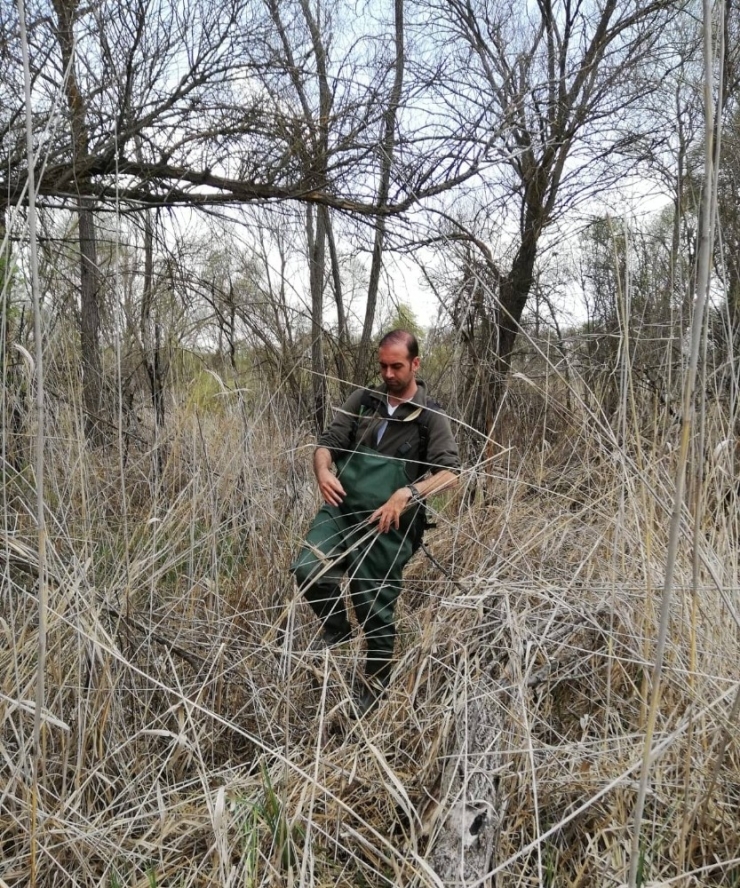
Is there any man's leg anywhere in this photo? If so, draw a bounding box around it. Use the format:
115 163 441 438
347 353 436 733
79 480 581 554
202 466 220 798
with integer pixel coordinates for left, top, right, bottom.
290 506 352 642
347 529 413 688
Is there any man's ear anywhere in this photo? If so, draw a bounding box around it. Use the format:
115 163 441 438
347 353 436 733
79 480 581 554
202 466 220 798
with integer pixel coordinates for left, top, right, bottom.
412 356 421 373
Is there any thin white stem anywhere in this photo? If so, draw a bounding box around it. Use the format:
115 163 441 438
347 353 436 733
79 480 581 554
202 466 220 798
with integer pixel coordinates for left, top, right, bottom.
627 2 717 884
16 0 47 883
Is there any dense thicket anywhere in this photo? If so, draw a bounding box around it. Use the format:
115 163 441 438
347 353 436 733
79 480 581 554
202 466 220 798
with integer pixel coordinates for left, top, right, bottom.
4 1 740 887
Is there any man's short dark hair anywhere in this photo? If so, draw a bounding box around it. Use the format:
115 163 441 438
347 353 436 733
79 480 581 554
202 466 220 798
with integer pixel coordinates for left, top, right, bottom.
378 329 419 360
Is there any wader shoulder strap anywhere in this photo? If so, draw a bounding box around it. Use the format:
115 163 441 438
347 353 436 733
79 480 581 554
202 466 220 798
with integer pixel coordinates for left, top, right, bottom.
349 391 383 447
416 397 440 467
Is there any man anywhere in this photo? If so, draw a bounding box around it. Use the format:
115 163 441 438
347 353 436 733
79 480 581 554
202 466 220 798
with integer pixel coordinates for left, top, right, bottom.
291 330 460 714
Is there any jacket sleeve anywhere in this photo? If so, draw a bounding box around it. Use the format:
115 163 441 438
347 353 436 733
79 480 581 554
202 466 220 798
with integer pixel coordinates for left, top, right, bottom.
425 407 461 473
317 389 366 462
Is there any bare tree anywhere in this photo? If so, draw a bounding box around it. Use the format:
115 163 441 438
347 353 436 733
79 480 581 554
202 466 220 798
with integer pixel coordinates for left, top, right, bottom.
354 0 406 384
428 0 682 436
50 0 104 441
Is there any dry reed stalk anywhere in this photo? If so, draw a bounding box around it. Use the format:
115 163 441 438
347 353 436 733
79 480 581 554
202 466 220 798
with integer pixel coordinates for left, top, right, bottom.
15 1 49 885
627 1 722 881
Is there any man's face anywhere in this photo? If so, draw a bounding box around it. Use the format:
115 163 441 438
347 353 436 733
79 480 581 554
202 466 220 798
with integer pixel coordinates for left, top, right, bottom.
378 342 420 396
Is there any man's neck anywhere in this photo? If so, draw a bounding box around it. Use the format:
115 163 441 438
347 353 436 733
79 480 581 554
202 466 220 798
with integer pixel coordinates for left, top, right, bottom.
387 381 418 407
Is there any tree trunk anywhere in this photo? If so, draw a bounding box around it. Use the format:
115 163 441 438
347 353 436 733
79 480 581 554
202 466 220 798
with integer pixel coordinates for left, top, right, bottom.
307 205 327 433
324 210 351 392
269 0 333 429
427 674 503 883
462 229 539 439
78 203 103 443
52 0 103 444
424 594 512 884
140 208 166 463
486 233 539 422
354 0 405 386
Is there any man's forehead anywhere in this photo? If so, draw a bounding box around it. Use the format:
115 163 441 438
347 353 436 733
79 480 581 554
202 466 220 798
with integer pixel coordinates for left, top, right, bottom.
378 343 412 362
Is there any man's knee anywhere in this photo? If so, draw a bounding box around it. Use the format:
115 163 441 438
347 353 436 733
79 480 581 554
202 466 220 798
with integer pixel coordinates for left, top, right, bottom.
292 508 344 589
290 546 323 588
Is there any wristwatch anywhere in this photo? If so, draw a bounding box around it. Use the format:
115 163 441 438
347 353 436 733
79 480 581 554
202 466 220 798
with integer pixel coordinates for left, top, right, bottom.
406 484 423 502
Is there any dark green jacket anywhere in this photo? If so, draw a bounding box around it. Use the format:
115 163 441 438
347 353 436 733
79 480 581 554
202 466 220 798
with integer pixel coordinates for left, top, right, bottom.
318 380 460 484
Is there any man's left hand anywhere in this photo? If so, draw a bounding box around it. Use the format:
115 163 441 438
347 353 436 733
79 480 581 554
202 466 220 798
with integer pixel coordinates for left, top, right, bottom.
370 488 413 533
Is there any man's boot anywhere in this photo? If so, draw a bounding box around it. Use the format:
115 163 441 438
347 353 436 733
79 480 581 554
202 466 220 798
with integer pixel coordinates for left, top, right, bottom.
352 675 387 717
303 583 352 648
319 623 352 647
351 655 391 716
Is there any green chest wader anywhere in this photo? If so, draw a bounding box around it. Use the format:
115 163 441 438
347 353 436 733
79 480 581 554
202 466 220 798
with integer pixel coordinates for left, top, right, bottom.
291 445 422 684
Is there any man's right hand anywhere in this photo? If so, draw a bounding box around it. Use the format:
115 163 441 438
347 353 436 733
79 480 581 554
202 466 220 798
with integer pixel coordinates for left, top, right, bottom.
314 447 345 506
317 470 346 506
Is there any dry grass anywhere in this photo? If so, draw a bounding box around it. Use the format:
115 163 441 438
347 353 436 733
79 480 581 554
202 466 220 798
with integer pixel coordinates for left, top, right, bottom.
2 375 740 888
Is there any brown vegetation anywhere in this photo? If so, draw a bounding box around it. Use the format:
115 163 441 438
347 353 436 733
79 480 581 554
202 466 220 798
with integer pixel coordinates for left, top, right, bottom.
2 366 740 886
